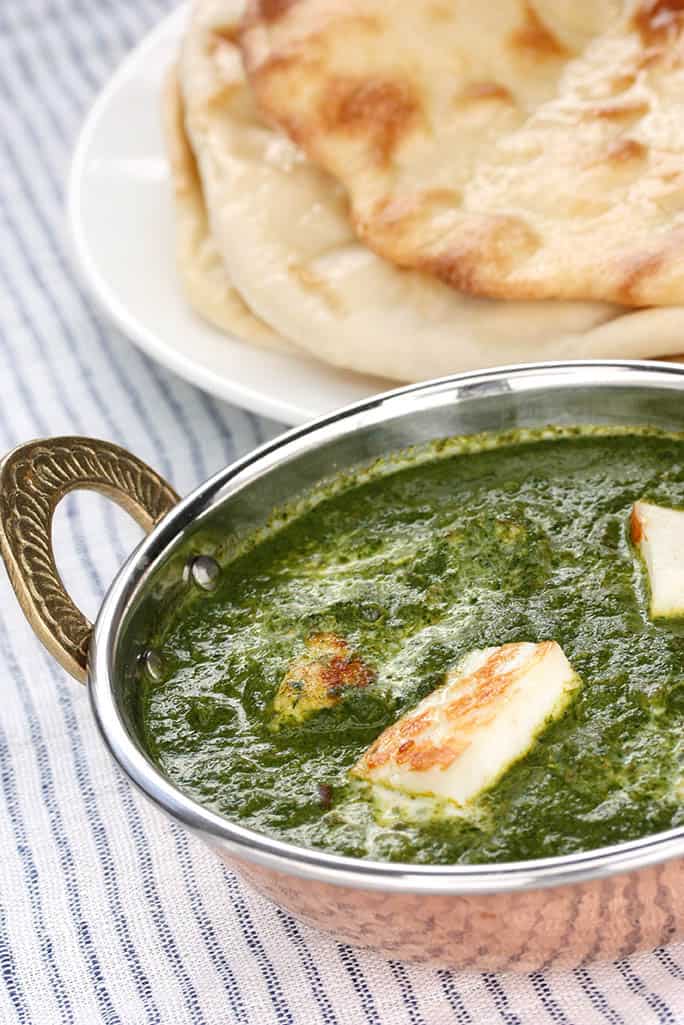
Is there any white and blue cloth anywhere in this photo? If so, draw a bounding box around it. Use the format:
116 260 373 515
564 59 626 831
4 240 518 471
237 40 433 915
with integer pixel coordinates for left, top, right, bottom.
2 1 684 1021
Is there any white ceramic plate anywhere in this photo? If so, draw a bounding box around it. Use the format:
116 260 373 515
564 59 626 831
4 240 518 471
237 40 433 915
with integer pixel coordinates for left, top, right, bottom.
67 5 389 425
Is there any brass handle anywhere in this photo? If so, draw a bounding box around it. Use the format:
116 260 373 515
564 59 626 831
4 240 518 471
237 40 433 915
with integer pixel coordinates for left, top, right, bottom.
0 437 179 683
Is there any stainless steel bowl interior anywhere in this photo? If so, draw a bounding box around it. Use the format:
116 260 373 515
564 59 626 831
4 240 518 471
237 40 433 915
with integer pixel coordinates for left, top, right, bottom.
90 360 684 893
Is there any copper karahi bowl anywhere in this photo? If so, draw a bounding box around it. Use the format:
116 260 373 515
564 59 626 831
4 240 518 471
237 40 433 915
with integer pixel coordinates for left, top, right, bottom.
3 360 684 971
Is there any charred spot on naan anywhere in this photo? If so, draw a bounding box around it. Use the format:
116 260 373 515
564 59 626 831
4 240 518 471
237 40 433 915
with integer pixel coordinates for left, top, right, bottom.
508 3 569 60
422 216 542 296
362 189 464 263
587 100 651 122
318 76 424 166
606 72 639 95
632 0 684 48
604 138 648 163
207 24 241 52
253 0 301 22
455 82 515 106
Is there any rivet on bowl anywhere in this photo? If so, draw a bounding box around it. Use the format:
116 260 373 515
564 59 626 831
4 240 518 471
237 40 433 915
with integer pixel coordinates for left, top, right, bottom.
143 649 164 681
186 554 220 591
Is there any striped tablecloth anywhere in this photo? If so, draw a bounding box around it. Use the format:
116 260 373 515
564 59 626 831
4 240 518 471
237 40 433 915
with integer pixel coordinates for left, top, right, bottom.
2 1 684 1022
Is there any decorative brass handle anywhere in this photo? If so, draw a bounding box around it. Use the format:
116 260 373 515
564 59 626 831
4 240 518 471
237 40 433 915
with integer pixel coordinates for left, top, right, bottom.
0 437 179 683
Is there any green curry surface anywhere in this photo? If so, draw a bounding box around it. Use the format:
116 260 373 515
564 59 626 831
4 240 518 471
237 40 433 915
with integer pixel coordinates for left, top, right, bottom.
140 428 684 864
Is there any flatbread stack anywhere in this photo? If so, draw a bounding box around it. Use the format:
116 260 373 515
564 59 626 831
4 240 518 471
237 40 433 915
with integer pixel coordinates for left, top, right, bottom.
165 0 684 382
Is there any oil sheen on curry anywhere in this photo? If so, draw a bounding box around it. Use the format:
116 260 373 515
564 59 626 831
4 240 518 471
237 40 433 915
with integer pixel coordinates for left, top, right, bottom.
140 427 684 865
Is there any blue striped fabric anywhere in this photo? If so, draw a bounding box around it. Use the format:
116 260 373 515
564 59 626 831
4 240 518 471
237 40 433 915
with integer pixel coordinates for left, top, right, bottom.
2 1 684 1022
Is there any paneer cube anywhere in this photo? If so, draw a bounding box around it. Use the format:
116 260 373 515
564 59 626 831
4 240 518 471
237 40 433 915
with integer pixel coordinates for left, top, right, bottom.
273 632 373 722
352 641 580 806
631 501 684 619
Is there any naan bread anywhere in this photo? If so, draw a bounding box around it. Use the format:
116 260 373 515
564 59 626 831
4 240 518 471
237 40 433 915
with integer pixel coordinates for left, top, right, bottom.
162 65 293 352
177 0 643 382
242 0 684 307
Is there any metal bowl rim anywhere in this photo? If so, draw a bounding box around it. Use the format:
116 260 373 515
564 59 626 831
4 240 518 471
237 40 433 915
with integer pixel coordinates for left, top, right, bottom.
89 359 684 894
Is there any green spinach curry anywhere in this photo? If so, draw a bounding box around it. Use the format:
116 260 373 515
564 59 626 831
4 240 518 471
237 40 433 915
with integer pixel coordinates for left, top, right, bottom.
140 427 684 864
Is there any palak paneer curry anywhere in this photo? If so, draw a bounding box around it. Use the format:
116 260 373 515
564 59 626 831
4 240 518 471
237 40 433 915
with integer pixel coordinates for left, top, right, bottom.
139 427 684 864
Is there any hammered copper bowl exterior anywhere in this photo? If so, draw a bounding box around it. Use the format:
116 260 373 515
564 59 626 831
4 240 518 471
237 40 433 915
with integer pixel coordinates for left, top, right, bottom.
220 853 684 971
